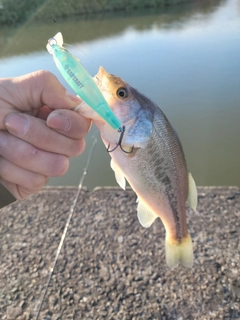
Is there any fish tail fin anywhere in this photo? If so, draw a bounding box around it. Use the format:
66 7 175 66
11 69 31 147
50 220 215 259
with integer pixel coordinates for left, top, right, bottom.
165 232 193 269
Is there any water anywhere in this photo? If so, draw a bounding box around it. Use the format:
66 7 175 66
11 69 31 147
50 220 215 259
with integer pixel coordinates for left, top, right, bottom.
0 0 239 189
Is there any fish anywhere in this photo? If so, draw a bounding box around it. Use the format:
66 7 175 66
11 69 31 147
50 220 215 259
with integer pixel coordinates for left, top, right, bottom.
77 66 198 269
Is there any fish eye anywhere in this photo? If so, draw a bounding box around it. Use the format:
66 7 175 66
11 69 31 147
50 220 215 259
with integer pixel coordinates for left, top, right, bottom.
117 87 128 99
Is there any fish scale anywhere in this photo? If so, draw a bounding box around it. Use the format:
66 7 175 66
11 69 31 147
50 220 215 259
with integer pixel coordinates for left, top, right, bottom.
132 113 188 239
152 110 189 238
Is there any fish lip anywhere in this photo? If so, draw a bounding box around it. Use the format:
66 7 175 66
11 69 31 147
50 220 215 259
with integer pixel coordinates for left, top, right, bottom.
93 68 102 87
94 66 105 83
93 74 99 85
93 76 103 94
94 66 109 95
97 66 105 78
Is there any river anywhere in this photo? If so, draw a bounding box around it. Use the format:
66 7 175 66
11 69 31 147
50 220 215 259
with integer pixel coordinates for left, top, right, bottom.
0 0 239 189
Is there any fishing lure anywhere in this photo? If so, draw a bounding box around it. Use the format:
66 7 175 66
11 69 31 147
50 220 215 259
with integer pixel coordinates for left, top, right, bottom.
46 32 122 131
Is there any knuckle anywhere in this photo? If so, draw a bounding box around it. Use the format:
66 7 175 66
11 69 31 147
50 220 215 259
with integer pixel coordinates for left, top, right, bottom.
16 185 31 200
0 131 7 154
81 117 91 136
78 139 86 155
28 173 48 190
30 70 56 84
67 139 86 157
35 70 61 91
17 186 41 200
17 143 42 167
73 139 86 157
0 157 10 180
17 175 48 199
75 115 91 138
28 144 41 160
28 70 59 101
50 154 69 177
41 130 55 150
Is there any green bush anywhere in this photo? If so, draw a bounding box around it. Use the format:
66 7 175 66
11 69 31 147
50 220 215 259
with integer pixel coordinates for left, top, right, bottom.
0 0 45 24
0 0 188 25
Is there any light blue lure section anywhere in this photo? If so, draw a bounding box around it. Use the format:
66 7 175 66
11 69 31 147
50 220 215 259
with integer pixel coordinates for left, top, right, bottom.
47 33 122 131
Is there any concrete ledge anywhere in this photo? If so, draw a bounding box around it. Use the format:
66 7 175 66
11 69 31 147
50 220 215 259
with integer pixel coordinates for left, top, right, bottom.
0 186 240 319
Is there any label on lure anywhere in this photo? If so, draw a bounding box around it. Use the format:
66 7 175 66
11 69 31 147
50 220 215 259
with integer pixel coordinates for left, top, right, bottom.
64 64 84 89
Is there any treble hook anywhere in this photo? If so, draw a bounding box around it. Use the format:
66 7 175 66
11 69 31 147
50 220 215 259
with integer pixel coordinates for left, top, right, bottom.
107 125 134 154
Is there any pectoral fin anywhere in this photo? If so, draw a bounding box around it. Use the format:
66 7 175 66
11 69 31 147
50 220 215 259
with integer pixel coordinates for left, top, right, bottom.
110 159 126 190
137 198 158 228
187 172 198 212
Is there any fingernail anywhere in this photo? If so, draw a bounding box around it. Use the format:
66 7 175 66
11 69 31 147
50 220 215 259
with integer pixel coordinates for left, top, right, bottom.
47 112 71 132
5 113 29 135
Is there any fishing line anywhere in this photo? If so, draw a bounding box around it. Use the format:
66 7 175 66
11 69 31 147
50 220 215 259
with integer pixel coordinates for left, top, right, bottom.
35 133 98 320
61 38 98 71
65 43 99 73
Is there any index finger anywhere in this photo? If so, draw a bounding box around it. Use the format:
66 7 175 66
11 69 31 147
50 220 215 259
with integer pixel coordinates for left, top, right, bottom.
0 70 81 120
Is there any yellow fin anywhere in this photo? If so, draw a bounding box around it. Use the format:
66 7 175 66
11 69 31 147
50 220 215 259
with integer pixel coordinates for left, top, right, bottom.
165 232 193 269
110 159 126 190
137 199 158 228
187 172 198 212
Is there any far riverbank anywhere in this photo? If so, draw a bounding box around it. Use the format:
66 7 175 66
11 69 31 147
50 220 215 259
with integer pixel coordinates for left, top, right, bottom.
0 0 196 25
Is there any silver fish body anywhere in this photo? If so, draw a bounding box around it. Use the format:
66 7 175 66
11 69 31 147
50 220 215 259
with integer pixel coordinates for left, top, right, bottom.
81 66 197 268
122 104 189 241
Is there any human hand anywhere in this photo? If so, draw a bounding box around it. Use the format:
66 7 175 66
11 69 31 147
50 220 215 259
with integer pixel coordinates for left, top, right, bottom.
0 70 91 200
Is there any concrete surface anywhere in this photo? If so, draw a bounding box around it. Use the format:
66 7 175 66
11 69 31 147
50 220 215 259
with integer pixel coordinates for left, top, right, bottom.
0 186 240 320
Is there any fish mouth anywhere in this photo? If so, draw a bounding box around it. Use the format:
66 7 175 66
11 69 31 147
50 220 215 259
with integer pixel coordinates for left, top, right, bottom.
94 66 110 97
95 66 105 80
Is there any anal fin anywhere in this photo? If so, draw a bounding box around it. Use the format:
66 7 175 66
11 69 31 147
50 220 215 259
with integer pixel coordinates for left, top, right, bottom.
187 172 198 213
137 198 158 228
